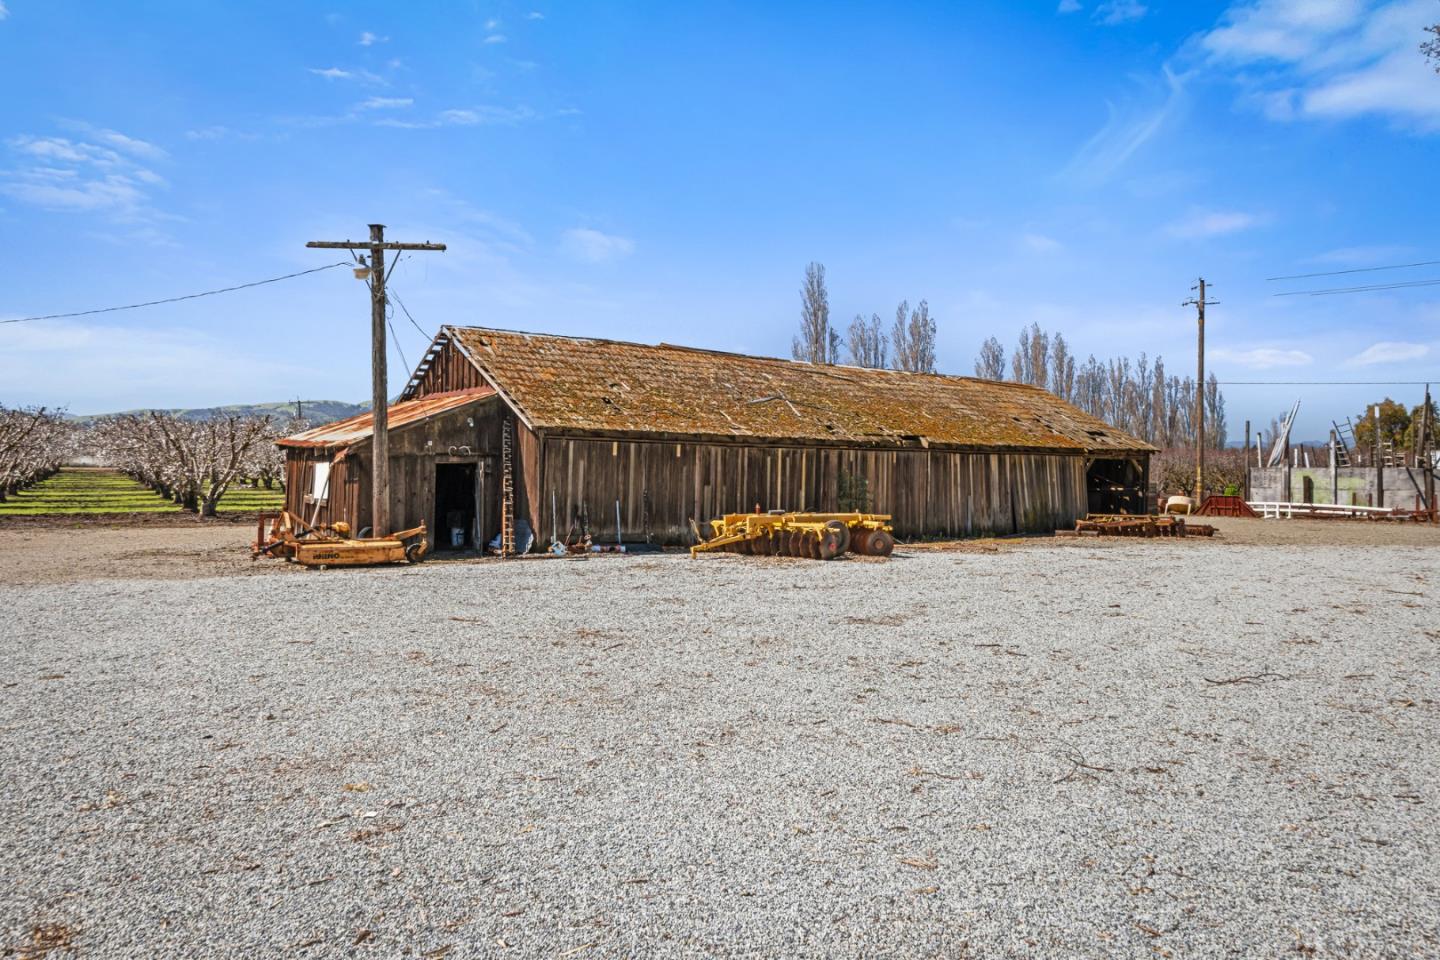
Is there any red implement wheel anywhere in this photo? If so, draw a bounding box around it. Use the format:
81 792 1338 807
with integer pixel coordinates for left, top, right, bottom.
824 519 851 554
816 528 843 560
865 529 895 557
850 529 872 555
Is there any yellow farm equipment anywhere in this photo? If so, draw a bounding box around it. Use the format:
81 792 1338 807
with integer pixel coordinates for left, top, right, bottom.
252 511 429 568
690 512 895 560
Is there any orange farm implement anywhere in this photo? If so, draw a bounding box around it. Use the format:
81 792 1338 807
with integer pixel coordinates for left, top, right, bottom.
252 511 429 568
690 512 895 560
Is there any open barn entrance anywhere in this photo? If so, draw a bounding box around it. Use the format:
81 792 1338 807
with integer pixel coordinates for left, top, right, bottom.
1087 458 1146 515
434 462 477 551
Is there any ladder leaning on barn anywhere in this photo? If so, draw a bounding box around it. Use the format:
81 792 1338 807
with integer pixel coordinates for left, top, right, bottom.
501 416 516 556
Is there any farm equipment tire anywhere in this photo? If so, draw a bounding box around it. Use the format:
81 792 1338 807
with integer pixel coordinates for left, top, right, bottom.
865 530 895 557
824 520 851 554
405 542 427 564
816 528 844 561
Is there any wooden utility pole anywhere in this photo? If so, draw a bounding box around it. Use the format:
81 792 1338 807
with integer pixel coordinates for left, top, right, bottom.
1183 278 1217 505
1423 383 1434 520
1372 403 1383 509
1243 419 1251 501
306 225 445 536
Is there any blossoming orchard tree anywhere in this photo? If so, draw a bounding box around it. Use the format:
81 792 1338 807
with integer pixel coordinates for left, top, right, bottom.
0 406 74 502
87 413 281 517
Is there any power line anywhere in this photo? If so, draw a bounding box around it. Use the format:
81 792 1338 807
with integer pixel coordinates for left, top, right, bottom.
1273 277 1440 297
1 262 352 324
388 288 429 340
1217 380 1436 386
1266 259 1440 282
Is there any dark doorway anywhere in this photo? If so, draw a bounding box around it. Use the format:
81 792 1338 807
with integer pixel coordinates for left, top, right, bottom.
434 462 477 551
1087 458 1144 514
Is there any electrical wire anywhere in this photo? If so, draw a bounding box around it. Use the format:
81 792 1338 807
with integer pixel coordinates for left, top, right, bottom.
1 262 352 324
1217 380 1435 386
388 288 430 340
1273 277 1440 297
1266 259 1440 282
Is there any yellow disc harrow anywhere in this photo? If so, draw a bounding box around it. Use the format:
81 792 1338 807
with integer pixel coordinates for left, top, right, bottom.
689 512 894 560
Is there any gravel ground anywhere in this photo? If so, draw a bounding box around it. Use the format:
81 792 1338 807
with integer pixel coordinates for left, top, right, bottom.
2 543 1438 958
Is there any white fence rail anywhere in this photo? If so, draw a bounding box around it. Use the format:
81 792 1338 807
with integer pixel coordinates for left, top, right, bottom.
1247 501 1396 520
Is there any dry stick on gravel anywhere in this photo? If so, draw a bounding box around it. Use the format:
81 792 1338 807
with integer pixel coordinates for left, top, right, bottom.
1203 673 1289 685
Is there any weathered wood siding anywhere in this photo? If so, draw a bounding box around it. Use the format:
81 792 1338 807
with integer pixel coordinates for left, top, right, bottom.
404 337 489 398
282 395 544 541
536 436 1087 543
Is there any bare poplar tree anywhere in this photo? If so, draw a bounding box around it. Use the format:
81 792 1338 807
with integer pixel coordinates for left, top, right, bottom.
846 313 888 368
792 262 838 364
892 300 937 373
1049 334 1075 400
1205 372 1228 449
974 337 1006 380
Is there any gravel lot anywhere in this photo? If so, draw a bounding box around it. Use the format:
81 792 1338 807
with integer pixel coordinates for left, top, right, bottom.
3 540 1438 958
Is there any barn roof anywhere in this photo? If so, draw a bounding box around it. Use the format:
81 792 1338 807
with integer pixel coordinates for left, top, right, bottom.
441 326 1153 455
277 388 495 450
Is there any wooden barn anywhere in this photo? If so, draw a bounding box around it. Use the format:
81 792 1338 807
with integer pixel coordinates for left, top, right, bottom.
278 326 1153 550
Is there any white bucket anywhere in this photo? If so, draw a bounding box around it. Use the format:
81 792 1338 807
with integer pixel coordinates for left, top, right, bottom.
450 527 465 547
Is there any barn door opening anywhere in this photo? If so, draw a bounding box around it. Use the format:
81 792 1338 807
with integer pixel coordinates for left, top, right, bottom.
434 462 477 551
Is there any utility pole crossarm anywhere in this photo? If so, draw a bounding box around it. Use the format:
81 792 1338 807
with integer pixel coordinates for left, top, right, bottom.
306 241 447 251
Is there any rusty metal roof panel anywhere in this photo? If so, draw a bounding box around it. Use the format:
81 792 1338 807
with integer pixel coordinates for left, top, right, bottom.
443 327 1154 455
278 387 495 450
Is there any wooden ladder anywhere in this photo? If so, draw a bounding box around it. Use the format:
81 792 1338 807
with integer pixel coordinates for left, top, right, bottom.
501 416 515 556
1332 418 1356 467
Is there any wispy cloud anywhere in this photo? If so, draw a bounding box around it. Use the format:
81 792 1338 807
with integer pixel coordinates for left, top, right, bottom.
358 31 388 46
308 66 385 84
1348 340 1430 365
0 127 174 233
527 11 545 19
0 2 9 20
1060 66 1184 184
1213 346 1314 368
1094 0 1147 24
1022 232 1062 252
358 97 413 110
184 126 258 142
1057 0 1082 12
1308 244 1411 264
1198 0 1440 130
484 34 507 45
1165 208 1265 239
561 227 634 263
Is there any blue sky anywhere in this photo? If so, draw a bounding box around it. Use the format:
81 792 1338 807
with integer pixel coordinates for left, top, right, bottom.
1 0 1437 437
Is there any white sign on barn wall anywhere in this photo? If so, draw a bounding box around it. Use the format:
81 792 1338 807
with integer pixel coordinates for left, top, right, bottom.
310 461 331 502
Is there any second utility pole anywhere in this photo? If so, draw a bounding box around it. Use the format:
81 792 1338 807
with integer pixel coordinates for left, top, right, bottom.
307 225 445 536
1184 278 1217 506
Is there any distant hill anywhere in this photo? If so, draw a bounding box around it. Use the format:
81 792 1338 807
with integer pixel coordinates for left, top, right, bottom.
70 400 369 426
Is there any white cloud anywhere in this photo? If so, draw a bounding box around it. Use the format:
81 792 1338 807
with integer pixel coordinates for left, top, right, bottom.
1 128 170 226
1165 208 1265 238
1022 232 1062 252
527 11 545 19
185 125 258 142
438 105 536 125
1213 347 1314 368
358 97 413 110
561 227 634 263
485 18 502 30
484 34 507 44
1349 341 1430 365
0 2 9 20
1094 0 1147 24
358 31 388 46
1057 0 1082 12
308 66 385 84
1060 66 1184 184
1199 0 1440 128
